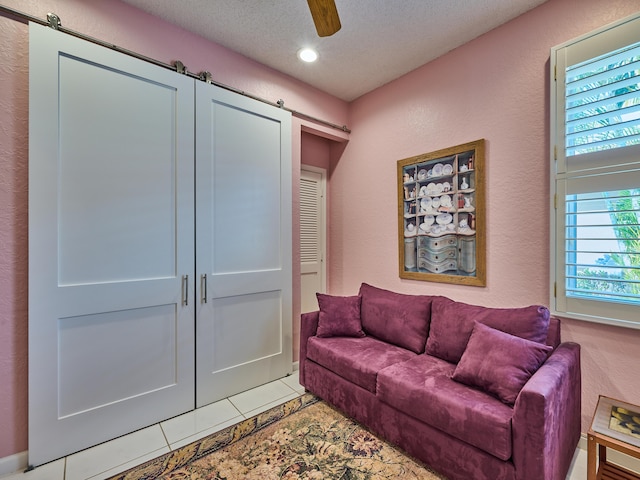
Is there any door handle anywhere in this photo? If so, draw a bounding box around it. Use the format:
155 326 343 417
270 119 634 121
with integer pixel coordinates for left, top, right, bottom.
182 274 189 306
201 274 207 304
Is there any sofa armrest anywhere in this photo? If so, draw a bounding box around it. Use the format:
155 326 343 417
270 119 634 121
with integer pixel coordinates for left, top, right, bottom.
299 311 319 387
512 342 581 480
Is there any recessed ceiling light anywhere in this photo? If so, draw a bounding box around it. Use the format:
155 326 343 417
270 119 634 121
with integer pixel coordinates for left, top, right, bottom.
297 48 318 63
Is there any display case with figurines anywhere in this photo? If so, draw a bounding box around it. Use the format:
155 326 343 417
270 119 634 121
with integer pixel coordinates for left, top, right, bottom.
397 139 485 286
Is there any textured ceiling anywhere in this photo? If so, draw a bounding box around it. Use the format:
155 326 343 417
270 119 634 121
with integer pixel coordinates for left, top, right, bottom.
120 0 549 101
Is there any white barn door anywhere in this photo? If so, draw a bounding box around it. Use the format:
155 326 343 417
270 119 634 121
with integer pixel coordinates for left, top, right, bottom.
28 24 195 466
195 82 292 407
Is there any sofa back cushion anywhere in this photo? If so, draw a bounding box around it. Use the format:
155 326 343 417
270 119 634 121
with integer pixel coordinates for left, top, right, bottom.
425 296 551 363
358 283 434 354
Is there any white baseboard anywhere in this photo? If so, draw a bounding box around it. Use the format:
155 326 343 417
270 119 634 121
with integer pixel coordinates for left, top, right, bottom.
0 450 28 477
292 361 299 371
578 433 587 450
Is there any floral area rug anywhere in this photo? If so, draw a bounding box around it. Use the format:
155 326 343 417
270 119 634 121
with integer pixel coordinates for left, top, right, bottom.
109 393 447 480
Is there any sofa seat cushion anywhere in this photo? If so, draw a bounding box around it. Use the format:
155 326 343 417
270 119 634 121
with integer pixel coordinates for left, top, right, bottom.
377 355 515 461
307 336 416 393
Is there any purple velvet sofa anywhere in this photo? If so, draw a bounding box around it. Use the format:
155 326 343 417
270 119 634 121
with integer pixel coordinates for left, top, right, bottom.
299 283 581 480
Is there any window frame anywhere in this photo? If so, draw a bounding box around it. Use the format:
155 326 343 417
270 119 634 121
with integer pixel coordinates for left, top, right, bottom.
550 12 640 330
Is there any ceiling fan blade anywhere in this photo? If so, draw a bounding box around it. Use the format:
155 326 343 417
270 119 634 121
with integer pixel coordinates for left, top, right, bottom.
307 0 341 37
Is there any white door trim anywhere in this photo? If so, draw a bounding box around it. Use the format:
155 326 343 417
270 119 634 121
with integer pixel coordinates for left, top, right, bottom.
300 165 327 312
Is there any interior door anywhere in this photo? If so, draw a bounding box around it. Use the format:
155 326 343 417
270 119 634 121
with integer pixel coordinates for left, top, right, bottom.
300 167 327 313
28 23 195 466
195 81 292 407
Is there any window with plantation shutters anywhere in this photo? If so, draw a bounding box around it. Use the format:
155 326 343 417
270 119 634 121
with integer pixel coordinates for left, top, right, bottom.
565 42 640 158
551 12 640 329
565 186 640 303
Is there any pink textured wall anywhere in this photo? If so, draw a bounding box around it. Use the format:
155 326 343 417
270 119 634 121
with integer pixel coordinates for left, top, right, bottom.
292 131 333 360
2 0 640 462
293 128 347 360
331 0 640 432
302 132 332 170
0 0 348 459
0 13 29 462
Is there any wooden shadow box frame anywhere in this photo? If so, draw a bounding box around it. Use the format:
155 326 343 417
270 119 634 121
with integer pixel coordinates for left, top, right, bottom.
397 139 486 286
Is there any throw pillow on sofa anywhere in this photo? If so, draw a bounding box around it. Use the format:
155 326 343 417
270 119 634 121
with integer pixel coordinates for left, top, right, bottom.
425 296 550 363
452 322 552 404
358 283 435 354
316 293 366 338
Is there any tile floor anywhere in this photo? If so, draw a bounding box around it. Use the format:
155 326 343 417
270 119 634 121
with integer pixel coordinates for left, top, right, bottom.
0 374 591 479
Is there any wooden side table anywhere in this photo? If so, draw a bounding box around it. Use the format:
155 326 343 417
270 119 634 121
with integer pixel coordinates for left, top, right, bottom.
587 395 640 480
